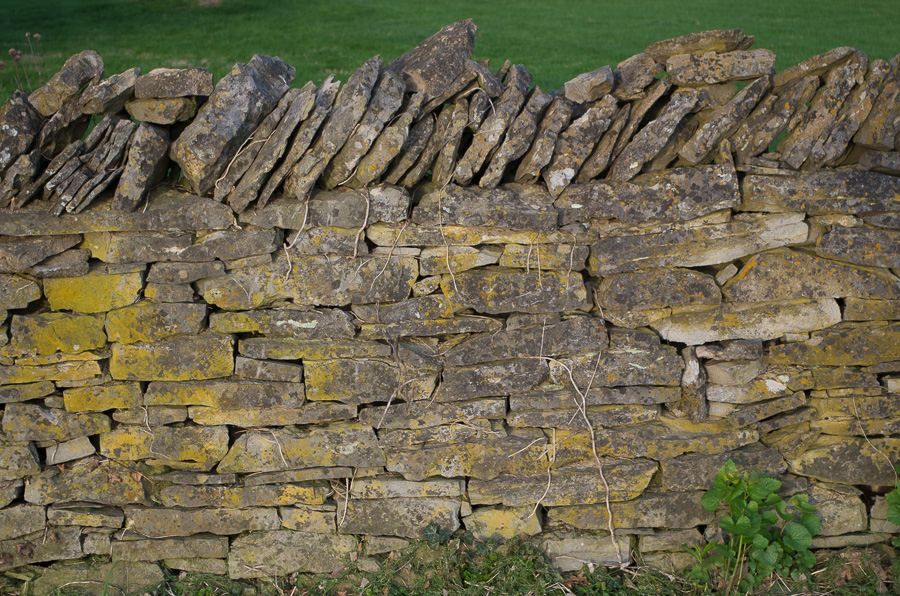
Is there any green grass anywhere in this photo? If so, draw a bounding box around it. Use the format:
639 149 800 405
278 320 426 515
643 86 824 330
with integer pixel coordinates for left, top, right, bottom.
2 0 898 99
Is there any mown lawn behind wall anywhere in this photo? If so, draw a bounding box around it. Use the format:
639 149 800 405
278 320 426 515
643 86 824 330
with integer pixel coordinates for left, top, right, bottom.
2 0 898 103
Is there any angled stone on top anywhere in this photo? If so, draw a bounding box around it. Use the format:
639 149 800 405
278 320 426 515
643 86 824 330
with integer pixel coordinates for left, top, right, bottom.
666 49 775 87
29 50 104 117
134 67 214 98
644 29 755 63
170 54 295 195
386 19 476 100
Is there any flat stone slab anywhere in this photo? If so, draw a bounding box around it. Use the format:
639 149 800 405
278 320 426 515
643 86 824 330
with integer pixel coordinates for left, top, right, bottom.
651 298 841 345
787 435 900 486
338 497 461 539
134 67 214 98
645 29 754 63
24 457 149 505
218 423 384 473
442 267 591 314
549 491 713 530
815 225 900 269
2 403 110 442
386 19 475 99
126 507 280 537
596 268 721 311
228 531 356 578
196 254 417 310
385 436 548 481
100 425 228 470
558 162 740 225
768 322 900 366
666 49 776 86
413 183 557 231
589 212 808 275
144 379 303 408
109 333 234 381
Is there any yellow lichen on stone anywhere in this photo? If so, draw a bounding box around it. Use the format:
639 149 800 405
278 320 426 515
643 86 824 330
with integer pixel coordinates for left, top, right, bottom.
44 271 143 313
465 505 542 539
63 383 142 412
11 312 107 356
109 334 234 381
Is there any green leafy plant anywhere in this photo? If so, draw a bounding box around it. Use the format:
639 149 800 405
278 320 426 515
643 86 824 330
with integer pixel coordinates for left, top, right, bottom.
689 459 820 594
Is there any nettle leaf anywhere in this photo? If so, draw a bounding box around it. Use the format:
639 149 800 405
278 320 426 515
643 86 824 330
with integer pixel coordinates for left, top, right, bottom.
761 510 779 526
763 492 782 507
751 534 769 550
702 488 725 512
733 514 755 537
775 500 793 521
887 507 900 526
720 515 738 533
782 522 813 552
798 548 816 570
800 511 821 537
886 489 900 506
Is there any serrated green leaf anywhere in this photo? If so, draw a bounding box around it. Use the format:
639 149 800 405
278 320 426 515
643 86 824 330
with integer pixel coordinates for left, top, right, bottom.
782 522 813 551
798 548 816 570
887 508 900 526
800 511 820 537
761 510 779 525
764 492 783 507
701 488 725 512
733 514 755 537
720 515 737 533
751 534 769 550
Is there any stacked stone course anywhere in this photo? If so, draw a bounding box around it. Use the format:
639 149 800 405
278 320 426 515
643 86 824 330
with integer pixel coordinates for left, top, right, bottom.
0 20 899 591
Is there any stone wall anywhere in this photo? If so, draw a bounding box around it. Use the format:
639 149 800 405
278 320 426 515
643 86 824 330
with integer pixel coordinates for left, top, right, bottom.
1 20 899 591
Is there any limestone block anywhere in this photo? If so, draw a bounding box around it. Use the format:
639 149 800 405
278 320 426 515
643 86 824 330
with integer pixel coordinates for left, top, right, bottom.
218 423 384 473
645 29 754 63
10 312 106 356
0 234 82 274
442 267 590 315
465 505 542 540
44 270 143 313
45 437 97 465
787 435 900 485
0 274 41 310
3 403 110 442
25 457 149 506
549 491 713 530
228 531 356 578
816 226 900 269
660 446 786 491
125 97 197 124
338 497 461 539
413 183 557 231
158 483 328 508
437 359 548 401
126 507 280 538
769 323 900 366
666 49 775 86
0 504 45 541
0 527 83 572
100 425 228 470
30 50 104 117
189 403 355 427
542 532 631 571
809 484 867 536
359 398 505 430
111 536 227 562
109 333 234 381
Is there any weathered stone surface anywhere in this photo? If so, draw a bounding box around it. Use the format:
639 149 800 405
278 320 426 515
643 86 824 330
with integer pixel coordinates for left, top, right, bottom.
170 54 294 195
815 225 900 269
431 98 470 186
43 436 96 464
386 19 475 99
680 76 771 164
542 532 631 571
770 323 900 366
63 383 141 412
443 267 590 314
286 57 381 199
597 268 720 311
787 435 900 486
360 398 505 430
145 261 224 285
80 67 140 114
3 403 109 442
104 301 205 344
0 91 43 178
498 243 589 271
109 333 234 381
469 459 657 507
0 435 39 481
0 527 83 572
379 424 500 448
610 89 699 182
810 59 889 167
0 504 45 541
0 150 41 208
726 391 807 428
100 425 227 470
508 404 659 429
30 561 164 596
465 505 542 539
652 298 841 345
46 506 122 528
125 96 197 124
158 482 327 508
550 491 713 530
844 298 900 321
612 53 662 100
113 123 169 212
228 531 356 578
515 96 574 183
780 60 865 169
414 183 556 231
234 356 303 383
252 185 410 231
144 283 194 303
134 67 213 98
645 29 754 63
349 477 464 499
191 403 355 427
218 423 383 473
240 338 389 360
543 96 617 197
773 47 866 90
324 70 405 189
742 170 900 215
667 49 775 86
44 270 143 313
564 66 614 103
25 248 90 279
855 53 900 150
707 368 812 404
197 253 416 310
548 345 683 390
437 359 548 402
279 505 336 533
0 274 41 310
349 93 426 188
145 379 302 409
338 497 461 539
443 316 607 366
0 234 81 274
0 358 102 384
660 446 785 491
25 457 149 505
559 162 739 225
0 381 54 404
386 435 547 481
306 355 438 404
29 50 104 117
481 89 552 188
731 75 819 162
111 536 227 562
590 212 807 275
454 64 530 185
367 221 596 248
127 507 279 537
418 245 501 276
80 231 190 263
723 249 900 302
9 312 105 356
510 386 678 410
352 294 457 323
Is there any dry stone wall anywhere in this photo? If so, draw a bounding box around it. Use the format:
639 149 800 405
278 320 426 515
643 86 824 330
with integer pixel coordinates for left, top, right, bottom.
1 20 899 590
